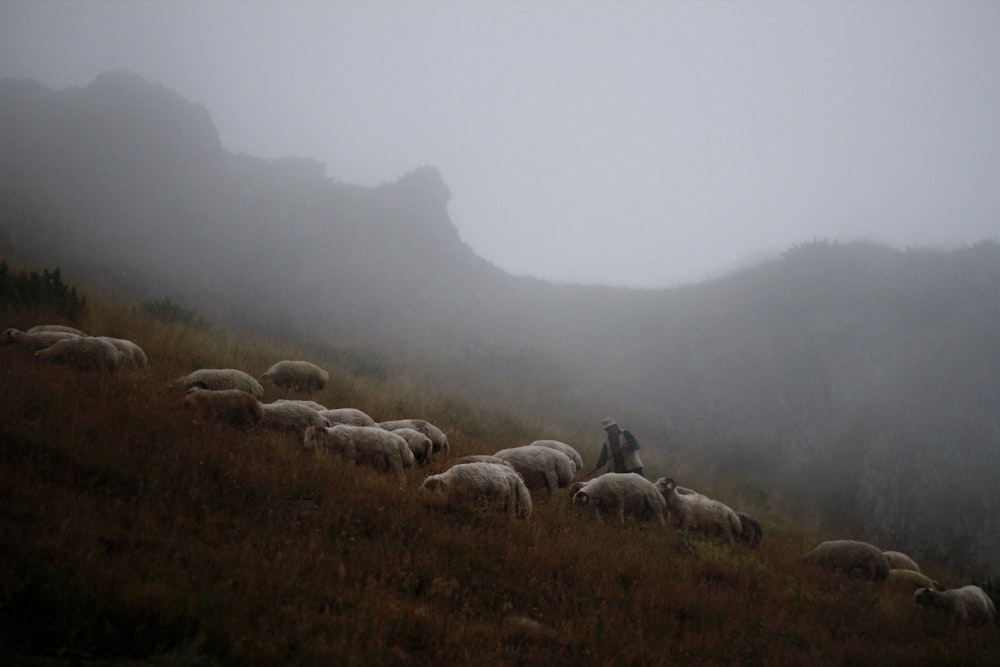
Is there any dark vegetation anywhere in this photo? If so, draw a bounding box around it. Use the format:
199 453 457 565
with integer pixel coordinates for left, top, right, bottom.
0 261 87 323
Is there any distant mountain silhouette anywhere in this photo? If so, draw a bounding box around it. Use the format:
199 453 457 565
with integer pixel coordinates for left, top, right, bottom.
2 72 998 576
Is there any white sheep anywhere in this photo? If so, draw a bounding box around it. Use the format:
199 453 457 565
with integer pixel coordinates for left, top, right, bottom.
305 424 415 484
27 324 85 335
421 462 532 519
261 360 329 395
96 336 148 369
801 540 890 581
380 419 449 455
260 401 331 433
884 569 942 594
2 327 81 351
571 473 667 527
882 550 921 573
913 585 997 626
494 445 575 497
183 388 263 429
443 455 515 470
390 427 435 465
34 336 124 372
528 439 584 472
172 369 265 399
654 478 742 543
318 407 377 427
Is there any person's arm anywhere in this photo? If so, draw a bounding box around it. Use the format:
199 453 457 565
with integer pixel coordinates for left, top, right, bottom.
596 442 609 467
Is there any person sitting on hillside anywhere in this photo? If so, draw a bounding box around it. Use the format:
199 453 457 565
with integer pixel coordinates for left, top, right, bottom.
596 417 644 477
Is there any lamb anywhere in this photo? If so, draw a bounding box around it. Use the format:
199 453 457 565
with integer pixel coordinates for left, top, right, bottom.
261 360 329 395
913 585 997 626
882 550 921 573
260 401 331 433
884 569 942 594
801 540 890 581
2 327 81 351
380 419 449 455
34 336 124 372
390 427 435 465
737 511 764 549
571 473 667 527
305 424 415 484
528 439 584 472
172 369 265 399
96 336 148 369
183 388 263 429
318 407 377 427
494 445 575 497
421 462 532 519
654 478 742 543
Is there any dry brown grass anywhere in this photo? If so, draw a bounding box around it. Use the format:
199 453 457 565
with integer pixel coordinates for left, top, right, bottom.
1 297 997 665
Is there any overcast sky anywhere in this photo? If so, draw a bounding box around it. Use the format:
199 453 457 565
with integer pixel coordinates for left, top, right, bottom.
2 1 998 288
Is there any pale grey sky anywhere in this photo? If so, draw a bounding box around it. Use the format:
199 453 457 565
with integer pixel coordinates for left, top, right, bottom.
2 1 998 287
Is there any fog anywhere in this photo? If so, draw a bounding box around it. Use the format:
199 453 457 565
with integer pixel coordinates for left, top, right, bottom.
1 1 998 288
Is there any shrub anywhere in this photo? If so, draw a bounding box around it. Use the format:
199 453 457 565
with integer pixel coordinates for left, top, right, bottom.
138 296 209 330
0 261 87 322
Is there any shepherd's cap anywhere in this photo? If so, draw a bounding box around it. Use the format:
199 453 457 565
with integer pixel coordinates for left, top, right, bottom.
601 417 618 430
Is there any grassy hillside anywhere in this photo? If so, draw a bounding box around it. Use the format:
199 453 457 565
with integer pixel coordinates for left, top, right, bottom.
1 272 997 665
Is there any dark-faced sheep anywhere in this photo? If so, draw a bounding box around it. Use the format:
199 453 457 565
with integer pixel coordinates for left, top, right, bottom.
261 360 329 396
34 336 124 372
801 540 890 581
421 462 532 519
571 473 667 527
172 368 265 399
737 511 763 549
494 445 575 497
654 478 741 543
913 585 997 626
183 388 263 429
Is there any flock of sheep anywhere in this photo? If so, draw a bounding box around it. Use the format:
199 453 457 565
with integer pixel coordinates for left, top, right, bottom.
3 323 995 627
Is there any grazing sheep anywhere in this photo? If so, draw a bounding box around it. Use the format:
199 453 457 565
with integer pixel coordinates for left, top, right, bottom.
442 455 515 470
2 327 81 351
884 569 942 594
34 336 124 372
883 550 921 573
273 398 328 411
494 445 575 497
96 336 148 369
528 439 584 472
183 388 263 429
260 401 330 433
172 369 265 399
318 407 377 427
305 424 415 483
261 360 329 395
654 478 742 543
801 540 890 581
27 324 85 335
391 427 435 465
913 585 997 626
737 511 764 549
421 462 532 519
571 473 667 527
379 419 449 455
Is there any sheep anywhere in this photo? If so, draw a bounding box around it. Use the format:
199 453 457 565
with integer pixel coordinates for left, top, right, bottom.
390 427 435 465
261 360 329 395
34 336 124 372
882 550 921 573
379 419 449 455
571 473 667 527
801 540 890 581
2 327 81 351
737 511 764 549
528 439 584 472
182 388 263 429
27 324 85 335
913 585 997 626
272 399 328 411
884 569 942 594
305 424 415 484
95 336 147 369
421 462 532 519
260 401 331 433
494 445 575 497
172 369 265 399
318 407 377 427
654 478 742 543
443 455 515 470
